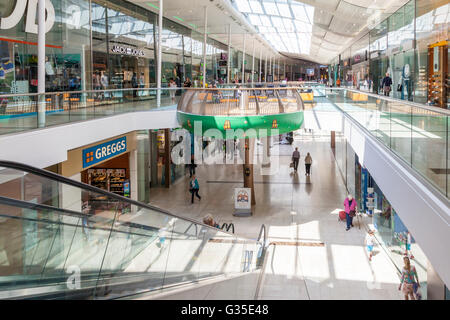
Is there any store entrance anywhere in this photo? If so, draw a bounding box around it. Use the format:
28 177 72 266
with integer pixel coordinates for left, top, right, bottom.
81 153 131 213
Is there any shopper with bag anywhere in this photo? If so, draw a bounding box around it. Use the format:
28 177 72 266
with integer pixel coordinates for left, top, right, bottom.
399 256 420 300
381 72 392 96
344 194 356 231
292 147 300 173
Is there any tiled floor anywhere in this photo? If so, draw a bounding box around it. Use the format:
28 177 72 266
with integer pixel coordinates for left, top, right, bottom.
148 132 404 299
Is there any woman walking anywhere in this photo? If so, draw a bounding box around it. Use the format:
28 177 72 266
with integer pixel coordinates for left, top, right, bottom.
305 152 312 176
398 256 419 300
343 194 356 231
189 175 201 204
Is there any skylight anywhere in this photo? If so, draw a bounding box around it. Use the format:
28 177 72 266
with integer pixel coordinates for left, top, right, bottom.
232 0 314 55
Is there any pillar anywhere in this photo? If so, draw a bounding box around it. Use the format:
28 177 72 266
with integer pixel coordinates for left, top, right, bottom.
37 0 46 127
164 129 171 188
156 0 163 107
242 33 246 83
331 131 335 149
202 6 207 87
227 24 231 84
243 137 256 205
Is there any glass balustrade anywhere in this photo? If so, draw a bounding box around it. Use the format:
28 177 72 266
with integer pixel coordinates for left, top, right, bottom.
0 88 182 136
0 162 264 299
316 88 449 198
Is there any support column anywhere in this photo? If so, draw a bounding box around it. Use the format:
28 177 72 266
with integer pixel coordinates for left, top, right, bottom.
251 40 255 84
264 54 267 82
156 0 163 107
331 131 336 149
37 0 46 127
202 6 207 88
259 49 262 82
243 137 256 205
164 129 171 188
227 24 231 84
242 33 246 84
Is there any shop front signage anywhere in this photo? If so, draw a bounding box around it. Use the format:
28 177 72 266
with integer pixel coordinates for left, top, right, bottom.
82 136 127 168
0 0 55 34
111 45 145 57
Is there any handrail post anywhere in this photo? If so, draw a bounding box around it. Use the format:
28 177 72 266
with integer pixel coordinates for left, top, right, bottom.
253 90 260 115
275 90 284 113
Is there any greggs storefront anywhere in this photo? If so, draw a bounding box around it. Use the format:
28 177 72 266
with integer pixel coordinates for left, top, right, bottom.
60 132 138 213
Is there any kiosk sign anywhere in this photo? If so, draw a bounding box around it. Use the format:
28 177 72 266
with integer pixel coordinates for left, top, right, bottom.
234 188 252 216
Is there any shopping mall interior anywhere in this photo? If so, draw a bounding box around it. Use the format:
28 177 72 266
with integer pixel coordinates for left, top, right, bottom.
0 0 449 302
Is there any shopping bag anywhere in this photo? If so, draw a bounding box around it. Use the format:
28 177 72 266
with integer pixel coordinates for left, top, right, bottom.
289 162 294 168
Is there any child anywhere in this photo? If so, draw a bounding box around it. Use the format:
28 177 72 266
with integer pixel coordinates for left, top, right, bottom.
404 231 415 259
365 230 375 261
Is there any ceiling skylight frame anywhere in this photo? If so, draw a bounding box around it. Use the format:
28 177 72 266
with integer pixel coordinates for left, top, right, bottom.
232 0 314 55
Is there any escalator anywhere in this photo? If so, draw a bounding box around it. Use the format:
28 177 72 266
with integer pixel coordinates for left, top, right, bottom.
0 160 266 299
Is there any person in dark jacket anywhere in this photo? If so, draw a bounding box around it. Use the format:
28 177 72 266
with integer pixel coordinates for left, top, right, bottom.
189 175 201 204
381 72 392 96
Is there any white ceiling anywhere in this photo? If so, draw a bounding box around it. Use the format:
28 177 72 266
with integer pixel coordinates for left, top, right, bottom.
131 0 412 64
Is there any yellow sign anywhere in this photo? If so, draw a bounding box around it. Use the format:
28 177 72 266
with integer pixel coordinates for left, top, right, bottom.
272 119 278 129
224 120 231 130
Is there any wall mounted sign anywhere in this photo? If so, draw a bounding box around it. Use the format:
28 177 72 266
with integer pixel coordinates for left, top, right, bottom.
111 45 145 57
0 0 55 34
82 136 127 168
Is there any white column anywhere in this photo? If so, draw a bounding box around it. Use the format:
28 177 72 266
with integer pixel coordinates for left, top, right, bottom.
283 61 285 80
259 49 262 82
202 6 207 88
241 33 246 84
156 0 163 107
227 24 231 84
130 150 138 205
37 0 46 127
251 40 255 83
264 53 267 82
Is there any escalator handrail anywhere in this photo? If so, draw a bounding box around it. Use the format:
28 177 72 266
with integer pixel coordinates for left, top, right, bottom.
0 196 160 238
257 224 266 246
0 160 243 239
220 222 235 234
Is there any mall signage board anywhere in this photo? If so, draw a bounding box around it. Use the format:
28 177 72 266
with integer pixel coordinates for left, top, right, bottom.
82 136 127 168
233 188 252 217
111 45 145 57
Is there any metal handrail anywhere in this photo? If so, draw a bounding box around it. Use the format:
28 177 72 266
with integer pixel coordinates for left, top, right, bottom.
257 224 266 245
220 222 235 234
0 87 181 99
0 160 237 238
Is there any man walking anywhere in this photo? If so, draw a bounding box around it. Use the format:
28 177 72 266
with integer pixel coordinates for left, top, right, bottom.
381 72 392 96
292 147 300 173
189 175 201 204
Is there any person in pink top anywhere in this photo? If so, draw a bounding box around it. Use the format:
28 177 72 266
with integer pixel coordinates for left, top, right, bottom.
344 194 357 231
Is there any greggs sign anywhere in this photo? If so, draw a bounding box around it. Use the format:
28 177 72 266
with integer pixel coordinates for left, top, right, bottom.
82 137 127 168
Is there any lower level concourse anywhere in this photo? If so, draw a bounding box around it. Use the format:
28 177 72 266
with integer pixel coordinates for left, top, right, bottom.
148 131 406 300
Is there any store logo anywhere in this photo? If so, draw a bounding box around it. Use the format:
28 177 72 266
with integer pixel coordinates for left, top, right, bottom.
82 136 127 168
0 0 55 34
272 119 278 129
223 120 231 130
111 45 145 57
